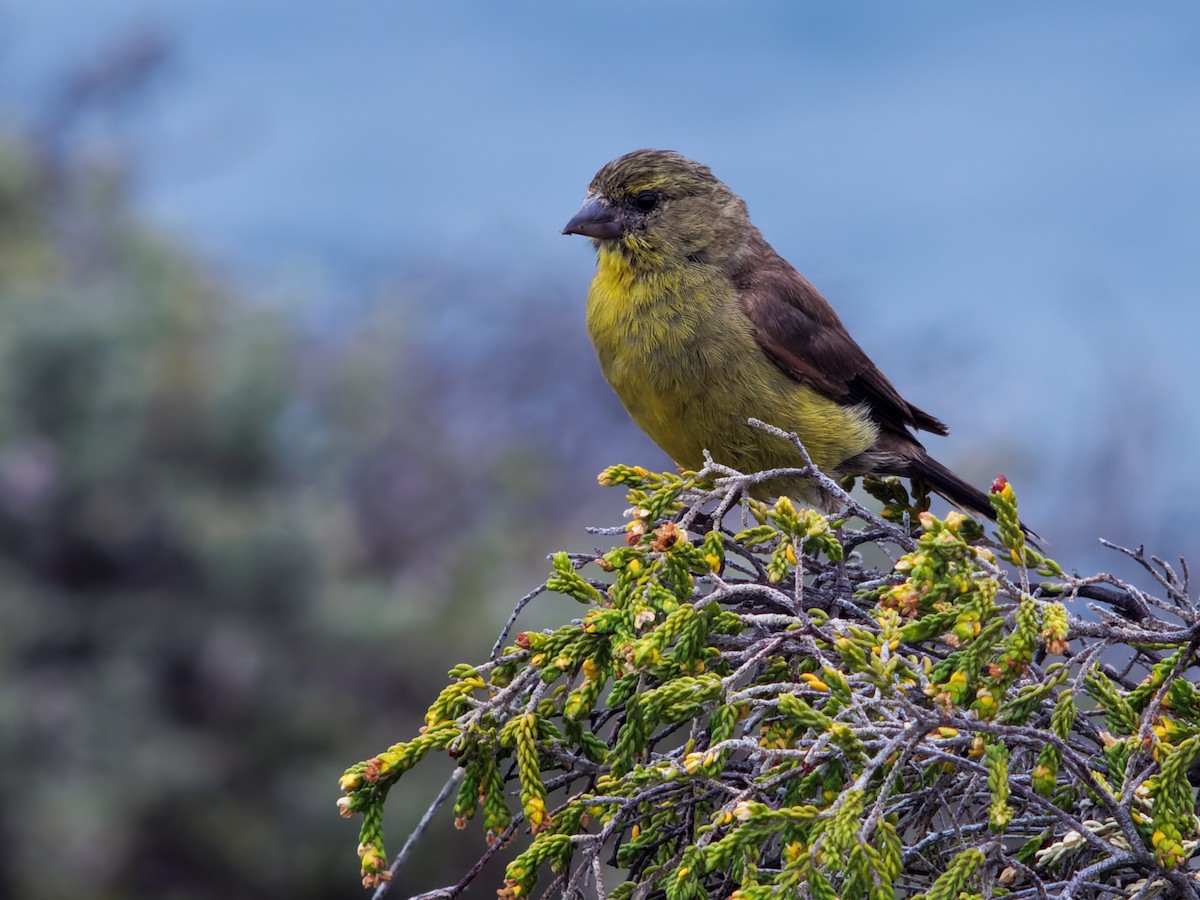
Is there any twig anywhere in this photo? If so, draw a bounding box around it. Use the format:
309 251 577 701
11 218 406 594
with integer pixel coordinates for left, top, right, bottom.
373 768 466 900
491 583 549 661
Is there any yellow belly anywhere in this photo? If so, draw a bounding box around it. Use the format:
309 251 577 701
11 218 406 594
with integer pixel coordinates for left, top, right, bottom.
586 247 878 497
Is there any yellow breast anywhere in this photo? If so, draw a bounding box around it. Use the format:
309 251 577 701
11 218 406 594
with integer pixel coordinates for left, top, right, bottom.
585 245 879 486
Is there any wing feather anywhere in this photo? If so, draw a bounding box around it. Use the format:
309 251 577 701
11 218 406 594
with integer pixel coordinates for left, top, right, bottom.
731 232 948 438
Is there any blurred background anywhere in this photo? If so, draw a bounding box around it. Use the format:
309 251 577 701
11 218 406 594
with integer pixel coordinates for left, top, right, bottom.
0 2 1196 898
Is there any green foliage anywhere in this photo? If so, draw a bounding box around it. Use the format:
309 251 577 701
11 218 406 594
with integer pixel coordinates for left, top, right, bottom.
0 120 356 900
340 460 1200 897
3 74 628 899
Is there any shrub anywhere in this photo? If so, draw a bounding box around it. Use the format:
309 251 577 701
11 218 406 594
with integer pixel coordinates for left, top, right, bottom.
340 425 1200 899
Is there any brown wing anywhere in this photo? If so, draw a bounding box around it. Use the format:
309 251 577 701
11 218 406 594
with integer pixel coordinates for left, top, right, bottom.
732 231 948 438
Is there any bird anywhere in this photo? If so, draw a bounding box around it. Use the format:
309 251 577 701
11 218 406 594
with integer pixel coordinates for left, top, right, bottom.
562 148 1005 522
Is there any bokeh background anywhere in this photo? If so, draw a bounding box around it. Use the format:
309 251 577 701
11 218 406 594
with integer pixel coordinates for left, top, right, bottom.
1 3 1197 898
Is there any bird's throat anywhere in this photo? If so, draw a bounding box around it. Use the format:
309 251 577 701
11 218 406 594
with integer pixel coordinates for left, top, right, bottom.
592 242 682 303
588 245 694 352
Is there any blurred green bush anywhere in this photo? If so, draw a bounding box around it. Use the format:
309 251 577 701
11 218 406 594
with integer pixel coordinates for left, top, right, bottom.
0 79 626 896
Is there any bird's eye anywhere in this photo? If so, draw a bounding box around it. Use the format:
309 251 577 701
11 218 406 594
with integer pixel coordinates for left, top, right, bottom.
633 191 660 213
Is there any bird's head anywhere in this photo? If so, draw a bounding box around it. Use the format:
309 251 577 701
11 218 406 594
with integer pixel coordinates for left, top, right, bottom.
563 149 750 266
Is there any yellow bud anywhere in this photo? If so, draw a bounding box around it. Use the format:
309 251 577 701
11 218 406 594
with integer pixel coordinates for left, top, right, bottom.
800 672 829 691
733 800 755 821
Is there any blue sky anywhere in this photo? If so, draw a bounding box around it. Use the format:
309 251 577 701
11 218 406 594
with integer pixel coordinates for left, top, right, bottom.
3 1 1198 557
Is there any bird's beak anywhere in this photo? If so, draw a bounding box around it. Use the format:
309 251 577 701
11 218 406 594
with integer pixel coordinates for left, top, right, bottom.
562 195 623 240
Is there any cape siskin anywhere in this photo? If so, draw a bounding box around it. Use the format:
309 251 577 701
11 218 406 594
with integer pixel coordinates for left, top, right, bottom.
564 148 999 520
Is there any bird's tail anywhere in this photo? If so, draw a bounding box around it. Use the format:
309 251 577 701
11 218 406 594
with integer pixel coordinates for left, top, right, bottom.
905 452 994 522
904 452 1040 543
